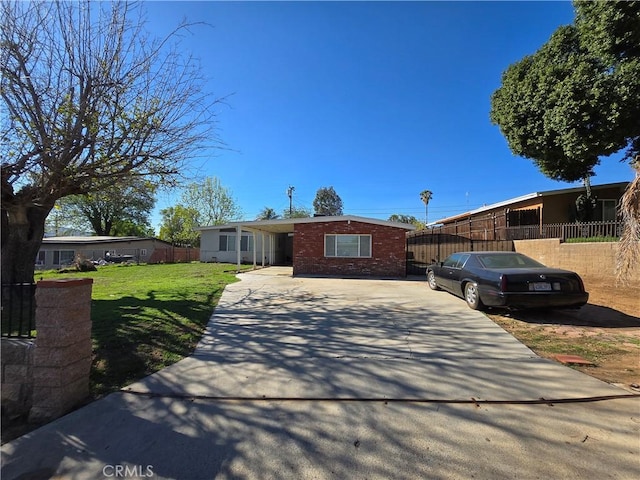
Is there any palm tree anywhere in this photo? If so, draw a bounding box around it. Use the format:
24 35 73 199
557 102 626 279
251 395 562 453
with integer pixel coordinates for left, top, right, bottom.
420 190 433 225
616 159 639 283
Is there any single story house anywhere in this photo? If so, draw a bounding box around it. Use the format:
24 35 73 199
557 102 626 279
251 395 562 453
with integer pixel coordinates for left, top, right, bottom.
429 182 629 238
36 236 178 269
198 215 416 277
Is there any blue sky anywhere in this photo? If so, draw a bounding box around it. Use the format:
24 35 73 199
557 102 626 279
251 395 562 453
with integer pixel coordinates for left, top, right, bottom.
145 1 635 228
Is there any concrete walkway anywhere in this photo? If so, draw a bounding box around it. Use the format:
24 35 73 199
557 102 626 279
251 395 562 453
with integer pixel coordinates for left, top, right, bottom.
2 268 639 479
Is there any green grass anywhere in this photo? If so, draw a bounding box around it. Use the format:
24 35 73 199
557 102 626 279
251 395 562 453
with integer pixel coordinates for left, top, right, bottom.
565 236 619 243
38 262 252 397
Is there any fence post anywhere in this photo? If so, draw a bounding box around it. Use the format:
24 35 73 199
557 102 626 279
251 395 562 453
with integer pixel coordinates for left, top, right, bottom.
29 278 93 423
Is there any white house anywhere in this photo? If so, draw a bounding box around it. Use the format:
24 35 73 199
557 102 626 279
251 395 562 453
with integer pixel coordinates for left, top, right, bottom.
197 219 292 266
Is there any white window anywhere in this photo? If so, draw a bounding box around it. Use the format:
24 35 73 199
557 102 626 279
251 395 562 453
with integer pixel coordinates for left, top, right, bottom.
219 234 253 252
36 251 46 265
140 249 147 257
325 235 371 258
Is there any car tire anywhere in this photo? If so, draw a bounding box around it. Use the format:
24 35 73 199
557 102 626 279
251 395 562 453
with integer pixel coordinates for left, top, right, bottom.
427 271 440 290
464 282 484 310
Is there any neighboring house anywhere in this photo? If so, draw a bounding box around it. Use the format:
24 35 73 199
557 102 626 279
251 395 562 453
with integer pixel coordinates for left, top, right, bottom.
198 215 415 277
36 236 176 269
431 182 629 235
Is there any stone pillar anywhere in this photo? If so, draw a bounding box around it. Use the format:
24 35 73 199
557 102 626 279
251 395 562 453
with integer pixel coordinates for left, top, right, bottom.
29 278 93 423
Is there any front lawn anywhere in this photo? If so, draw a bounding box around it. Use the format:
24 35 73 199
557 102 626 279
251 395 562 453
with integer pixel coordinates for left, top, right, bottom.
38 262 252 397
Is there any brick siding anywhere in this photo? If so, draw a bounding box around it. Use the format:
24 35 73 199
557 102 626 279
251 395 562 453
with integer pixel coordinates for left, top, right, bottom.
293 220 407 277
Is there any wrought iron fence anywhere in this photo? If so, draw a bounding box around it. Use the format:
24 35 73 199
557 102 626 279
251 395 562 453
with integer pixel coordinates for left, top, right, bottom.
1 283 37 338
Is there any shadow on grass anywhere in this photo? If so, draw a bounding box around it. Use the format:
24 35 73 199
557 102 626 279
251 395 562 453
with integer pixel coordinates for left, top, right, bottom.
89 288 225 397
492 303 640 328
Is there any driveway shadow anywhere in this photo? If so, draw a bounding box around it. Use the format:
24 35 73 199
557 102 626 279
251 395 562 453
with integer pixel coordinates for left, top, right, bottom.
493 303 640 328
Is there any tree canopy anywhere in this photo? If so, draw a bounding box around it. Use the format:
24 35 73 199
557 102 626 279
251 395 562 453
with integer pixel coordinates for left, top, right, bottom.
313 186 344 216
51 179 156 236
489 1 640 183
180 177 242 226
158 205 200 247
283 206 312 219
1 0 220 282
256 207 279 220
388 214 424 229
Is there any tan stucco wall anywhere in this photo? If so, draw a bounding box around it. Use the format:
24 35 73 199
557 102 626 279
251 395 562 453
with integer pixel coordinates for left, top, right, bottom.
513 239 625 277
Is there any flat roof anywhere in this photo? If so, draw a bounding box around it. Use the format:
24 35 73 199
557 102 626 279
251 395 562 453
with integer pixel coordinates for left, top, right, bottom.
432 181 629 225
197 215 416 234
42 236 167 245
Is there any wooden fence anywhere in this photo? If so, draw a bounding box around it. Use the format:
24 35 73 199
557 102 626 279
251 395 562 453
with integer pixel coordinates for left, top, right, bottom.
407 219 621 275
406 233 514 275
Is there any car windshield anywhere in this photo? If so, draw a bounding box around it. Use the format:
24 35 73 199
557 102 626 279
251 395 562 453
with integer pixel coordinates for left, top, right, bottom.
476 253 545 269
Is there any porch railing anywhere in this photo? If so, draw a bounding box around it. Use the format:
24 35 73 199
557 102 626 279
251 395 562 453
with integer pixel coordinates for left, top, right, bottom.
506 221 621 242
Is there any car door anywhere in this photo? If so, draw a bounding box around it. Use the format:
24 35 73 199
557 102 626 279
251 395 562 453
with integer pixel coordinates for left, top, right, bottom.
439 253 463 291
446 253 471 295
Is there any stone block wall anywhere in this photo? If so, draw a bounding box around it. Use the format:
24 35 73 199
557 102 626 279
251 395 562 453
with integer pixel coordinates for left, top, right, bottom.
294 220 407 277
513 239 625 278
29 278 93 423
1 338 35 419
1 278 93 424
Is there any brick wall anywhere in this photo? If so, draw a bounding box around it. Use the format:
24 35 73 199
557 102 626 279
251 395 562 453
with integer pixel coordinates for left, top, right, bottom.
293 220 407 277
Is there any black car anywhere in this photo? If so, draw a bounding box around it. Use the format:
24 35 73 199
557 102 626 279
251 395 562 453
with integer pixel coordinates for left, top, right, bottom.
426 251 589 310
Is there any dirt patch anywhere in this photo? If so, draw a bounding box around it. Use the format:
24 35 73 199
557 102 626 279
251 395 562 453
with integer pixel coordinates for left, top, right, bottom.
487 276 640 391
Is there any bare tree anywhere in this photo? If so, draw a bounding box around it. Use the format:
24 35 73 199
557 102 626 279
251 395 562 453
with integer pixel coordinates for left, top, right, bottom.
1 1 222 283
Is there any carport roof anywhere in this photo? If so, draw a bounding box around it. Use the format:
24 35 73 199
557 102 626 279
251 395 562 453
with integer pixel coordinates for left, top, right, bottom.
197 215 416 234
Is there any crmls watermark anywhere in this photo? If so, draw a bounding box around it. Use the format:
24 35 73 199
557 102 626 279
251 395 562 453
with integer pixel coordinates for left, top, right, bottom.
102 464 154 478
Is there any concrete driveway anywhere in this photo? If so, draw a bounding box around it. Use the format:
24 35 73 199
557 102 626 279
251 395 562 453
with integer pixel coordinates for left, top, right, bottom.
2 268 639 479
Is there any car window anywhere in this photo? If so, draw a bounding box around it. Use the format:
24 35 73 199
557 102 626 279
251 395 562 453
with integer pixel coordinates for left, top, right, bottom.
442 254 460 268
456 254 471 268
477 253 545 268
443 253 470 268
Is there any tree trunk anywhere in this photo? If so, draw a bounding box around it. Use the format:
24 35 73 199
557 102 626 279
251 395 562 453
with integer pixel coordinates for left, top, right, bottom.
1 204 51 284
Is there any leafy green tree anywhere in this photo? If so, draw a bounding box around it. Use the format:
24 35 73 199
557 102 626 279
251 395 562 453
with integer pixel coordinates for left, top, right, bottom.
574 0 640 163
313 186 343 216
60 180 156 236
158 205 200 246
283 206 312 219
1 0 220 284
490 1 640 184
256 207 279 220
388 214 425 229
180 177 242 226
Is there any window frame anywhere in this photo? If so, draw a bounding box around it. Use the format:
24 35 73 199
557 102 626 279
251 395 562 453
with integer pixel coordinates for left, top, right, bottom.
53 250 75 266
324 234 372 258
598 199 617 222
219 234 253 252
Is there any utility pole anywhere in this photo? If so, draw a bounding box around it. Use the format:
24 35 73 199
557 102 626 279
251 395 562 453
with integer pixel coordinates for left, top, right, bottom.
287 186 295 216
